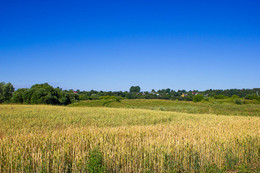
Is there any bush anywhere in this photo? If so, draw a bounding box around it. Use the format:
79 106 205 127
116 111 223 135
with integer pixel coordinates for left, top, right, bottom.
193 95 204 102
234 99 242 105
245 94 258 100
214 95 227 99
177 97 184 101
90 94 100 100
183 95 193 101
79 94 90 100
231 95 239 99
99 96 116 100
115 96 122 102
203 97 209 102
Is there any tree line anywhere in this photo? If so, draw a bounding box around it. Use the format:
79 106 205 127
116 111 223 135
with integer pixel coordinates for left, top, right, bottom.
0 82 78 105
0 82 259 105
77 86 260 101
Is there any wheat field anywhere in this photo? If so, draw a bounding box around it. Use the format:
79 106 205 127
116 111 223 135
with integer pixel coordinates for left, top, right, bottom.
0 104 259 172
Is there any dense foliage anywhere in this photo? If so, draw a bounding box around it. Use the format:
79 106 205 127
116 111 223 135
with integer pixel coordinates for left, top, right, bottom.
7 83 78 105
193 95 204 102
1 82 260 104
77 86 260 102
129 86 141 93
0 82 14 103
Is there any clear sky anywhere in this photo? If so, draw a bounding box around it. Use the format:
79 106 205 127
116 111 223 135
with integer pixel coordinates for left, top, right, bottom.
0 0 259 91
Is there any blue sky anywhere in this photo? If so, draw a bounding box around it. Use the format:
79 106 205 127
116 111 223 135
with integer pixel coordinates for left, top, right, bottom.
0 0 259 91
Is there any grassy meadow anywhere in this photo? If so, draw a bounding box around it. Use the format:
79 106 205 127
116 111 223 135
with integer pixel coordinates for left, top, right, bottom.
69 99 260 117
0 101 259 172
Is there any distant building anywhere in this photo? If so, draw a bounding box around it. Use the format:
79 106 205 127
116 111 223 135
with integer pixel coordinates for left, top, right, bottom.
181 93 187 97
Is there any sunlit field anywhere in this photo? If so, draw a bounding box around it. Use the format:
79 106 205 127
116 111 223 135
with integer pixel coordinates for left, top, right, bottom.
69 99 260 117
0 104 259 172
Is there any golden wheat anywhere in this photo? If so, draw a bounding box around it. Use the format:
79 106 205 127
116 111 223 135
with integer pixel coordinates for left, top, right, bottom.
0 105 259 172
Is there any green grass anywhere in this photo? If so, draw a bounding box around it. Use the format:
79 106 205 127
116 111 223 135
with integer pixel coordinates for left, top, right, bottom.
69 99 260 117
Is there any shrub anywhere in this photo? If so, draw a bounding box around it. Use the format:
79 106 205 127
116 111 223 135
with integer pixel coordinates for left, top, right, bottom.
100 96 116 100
115 96 122 102
214 95 227 99
203 97 209 102
193 95 203 102
245 94 258 100
231 95 239 99
90 94 100 100
177 97 184 101
183 95 193 101
159 107 166 111
234 99 242 105
79 94 90 100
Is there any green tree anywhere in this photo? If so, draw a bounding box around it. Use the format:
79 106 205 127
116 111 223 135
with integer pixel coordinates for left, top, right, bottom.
130 86 141 93
165 88 171 94
29 83 59 104
0 82 4 103
0 82 14 103
11 88 28 103
58 91 71 105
